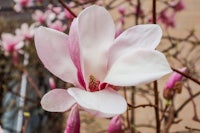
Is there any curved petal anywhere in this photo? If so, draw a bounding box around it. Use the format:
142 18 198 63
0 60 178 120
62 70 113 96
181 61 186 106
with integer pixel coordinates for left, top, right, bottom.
77 5 115 83
108 24 162 67
34 26 78 85
67 87 127 118
68 19 86 89
41 89 76 112
104 49 172 86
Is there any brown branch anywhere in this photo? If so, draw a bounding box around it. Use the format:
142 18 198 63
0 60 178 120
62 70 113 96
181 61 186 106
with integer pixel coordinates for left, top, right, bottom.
58 0 77 18
171 67 200 86
185 126 200 131
153 81 160 133
123 88 130 129
175 90 200 117
162 105 174 133
128 103 157 109
160 104 169 122
15 65 42 98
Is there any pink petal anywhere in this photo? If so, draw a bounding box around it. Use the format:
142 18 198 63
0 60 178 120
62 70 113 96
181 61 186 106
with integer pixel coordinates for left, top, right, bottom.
65 104 80 133
41 89 76 112
34 26 78 85
108 24 162 67
164 67 187 89
68 19 86 89
108 115 122 133
104 49 172 86
67 87 127 118
77 5 115 83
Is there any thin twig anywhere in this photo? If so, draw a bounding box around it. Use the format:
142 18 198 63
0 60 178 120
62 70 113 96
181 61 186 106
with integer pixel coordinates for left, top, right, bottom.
175 90 200 117
171 67 200 86
153 81 160 133
128 103 157 109
123 88 130 129
58 0 77 17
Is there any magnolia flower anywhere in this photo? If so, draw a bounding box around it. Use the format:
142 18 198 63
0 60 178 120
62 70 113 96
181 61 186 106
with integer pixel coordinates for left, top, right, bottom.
108 115 122 133
35 5 171 117
0 33 24 54
15 23 35 40
32 10 47 24
65 105 80 133
13 0 33 12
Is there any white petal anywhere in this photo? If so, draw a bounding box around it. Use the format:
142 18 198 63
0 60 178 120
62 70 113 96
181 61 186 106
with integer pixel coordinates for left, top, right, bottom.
108 24 162 67
104 49 172 86
41 89 76 112
67 87 127 118
34 26 78 85
77 5 115 82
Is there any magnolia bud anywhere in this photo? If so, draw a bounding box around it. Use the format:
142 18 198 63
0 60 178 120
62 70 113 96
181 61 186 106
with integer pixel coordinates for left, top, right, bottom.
118 6 125 16
108 115 122 133
49 77 56 89
163 67 187 100
65 105 80 133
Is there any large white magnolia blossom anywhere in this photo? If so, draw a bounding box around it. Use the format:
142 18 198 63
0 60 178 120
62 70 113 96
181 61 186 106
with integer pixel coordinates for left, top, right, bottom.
34 5 172 118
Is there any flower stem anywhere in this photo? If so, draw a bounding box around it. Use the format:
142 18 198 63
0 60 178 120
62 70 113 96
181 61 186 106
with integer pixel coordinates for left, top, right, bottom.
153 81 160 133
152 0 160 132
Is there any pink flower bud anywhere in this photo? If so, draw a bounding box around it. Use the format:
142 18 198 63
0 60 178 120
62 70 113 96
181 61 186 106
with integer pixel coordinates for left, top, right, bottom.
65 105 80 133
49 77 56 89
169 0 185 12
163 67 187 100
118 6 125 16
158 9 175 28
108 115 122 133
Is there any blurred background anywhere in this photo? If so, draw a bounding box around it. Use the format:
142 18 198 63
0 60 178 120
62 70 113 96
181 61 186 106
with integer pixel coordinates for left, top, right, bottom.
0 0 200 133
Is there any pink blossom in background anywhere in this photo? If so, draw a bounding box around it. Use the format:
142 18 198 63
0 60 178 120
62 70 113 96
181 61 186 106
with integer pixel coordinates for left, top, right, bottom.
64 9 75 19
32 10 47 25
169 0 185 12
48 4 62 15
108 115 122 133
158 9 175 28
65 105 80 133
118 6 125 16
47 20 67 32
13 0 34 12
35 5 171 118
0 33 24 54
15 23 35 41
49 77 56 89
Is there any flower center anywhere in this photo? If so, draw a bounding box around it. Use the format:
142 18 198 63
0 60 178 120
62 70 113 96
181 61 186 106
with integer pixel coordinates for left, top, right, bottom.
89 75 100 92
